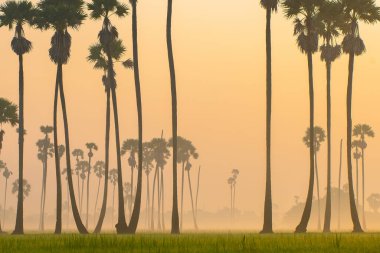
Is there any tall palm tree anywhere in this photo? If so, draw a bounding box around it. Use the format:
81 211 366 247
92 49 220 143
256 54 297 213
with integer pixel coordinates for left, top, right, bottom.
11 179 31 201
303 126 326 231
109 168 118 226
93 160 105 225
87 0 130 234
85 142 98 228
142 142 153 228
318 1 343 233
340 0 380 233
283 0 321 233
166 0 180 234
0 98 18 156
72 148 84 205
260 0 279 235
35 0 87 234
0 0 35 235
352 140 362 208
1 165 12 229
353 124 375 229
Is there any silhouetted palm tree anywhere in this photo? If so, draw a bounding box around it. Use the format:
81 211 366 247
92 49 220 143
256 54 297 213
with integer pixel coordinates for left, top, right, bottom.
340 0 380 233
85 142 98 228
318 1 343 233
0 98 18 157
283 0 321 233
93 160 105 225
352 140 362 208
353 124 375 229
35 0 87 234
109 168 118 226
87 0 130 234
1 163 12 229
0 0 35 234
303 126 325 231
260 0 279 235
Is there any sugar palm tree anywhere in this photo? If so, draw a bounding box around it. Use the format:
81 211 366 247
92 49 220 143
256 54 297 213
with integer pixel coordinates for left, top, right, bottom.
0 98 18 156
12 179 30 201
1 165 12 229
142 143 154 228
166 0 180 234
352 140 362 208
318 1 343 233
93 160 105 225
109 168 118 226
353 124 375 229
87 0 130 234
259 0 279 235
72 148 84 205
303 126 325 231
0 1 35 234
35 0 87 234
340 0 380 233
283 0 321 233
85 142 98 228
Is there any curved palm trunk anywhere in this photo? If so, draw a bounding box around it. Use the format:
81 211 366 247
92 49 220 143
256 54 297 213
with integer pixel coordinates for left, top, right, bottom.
150 165 158 230
338 139 343 230
295 51 315 233
187 170 198 230
161 167 165 230
86 155 92 228
94 88 111 234
346 51 363 232
361 144 366 229
13 54 25 235
167 0 180 234
180 162 185 230
261 7 273 234
323 62 332 233
2 178 8 228
58 63 88 234
94 176 101 225
315 152 321 231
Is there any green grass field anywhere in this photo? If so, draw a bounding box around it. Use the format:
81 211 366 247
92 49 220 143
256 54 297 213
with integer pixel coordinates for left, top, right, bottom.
1 233 380 253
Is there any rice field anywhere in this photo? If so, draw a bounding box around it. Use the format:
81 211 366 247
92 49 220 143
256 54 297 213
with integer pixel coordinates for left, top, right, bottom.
1 232 380 253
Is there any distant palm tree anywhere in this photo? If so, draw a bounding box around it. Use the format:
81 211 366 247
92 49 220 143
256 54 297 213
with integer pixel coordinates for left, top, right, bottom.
12 179 30 201
0 1 35 234
1 165 12 229
318 1 343 233
142 143 154 228
353 124 375 229
0 98 18 156
35 0 87 234
283 0 321 233
93 160 105 225
72 148 84 206
340 0 380 233
259 0 279 235
87 0 130 234
352 140 362 208
109 168 118 226
85 142 98 228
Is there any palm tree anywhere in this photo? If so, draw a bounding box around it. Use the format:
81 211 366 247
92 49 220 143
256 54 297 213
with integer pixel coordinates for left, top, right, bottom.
85 142 98 228
35 0 87 234
72 148 84 206
11 179 31 201
87 0 130 234
352 140 362 208
0 1 35 234
166 0 180 234
353 124 375 229
1 165 12 229
283 0 321 233
303 126 325 231
318 1 343 233
142 142 153 228
259 0 279 235
340 0 380 233
93 160 105 225
109 168 118 226
0 98 18 156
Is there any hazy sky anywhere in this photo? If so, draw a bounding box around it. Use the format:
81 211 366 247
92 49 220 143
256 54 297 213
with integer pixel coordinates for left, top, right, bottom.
1 0 380 230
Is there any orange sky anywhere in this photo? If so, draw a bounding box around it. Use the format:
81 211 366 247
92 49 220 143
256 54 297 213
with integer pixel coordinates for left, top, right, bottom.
1 0 380 230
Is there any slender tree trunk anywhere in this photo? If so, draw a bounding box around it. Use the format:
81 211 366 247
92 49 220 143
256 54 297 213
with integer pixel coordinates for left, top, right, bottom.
129 166 134 220
157 166 162 230
58 62 88 234
338 139 343 230
261 7 273 234
80 178 85 217
355 148 359 208
42 162 48 231
151 165 158 230
2 178 8 229
93 88 110 234
67 181 70 229
161 167 165 231
195 166 201 219
86 155 92 228
346 51 363 232
94 177 101 226
323 61 332 233
167 0 180 234
77 172 81 208
39 162 46 231
112 184 115 226
146 174 150 229
233 184 236 218
361 144 366 229
315 152 321 231
230 185 233 224
187 170 198 230
180 162 185 230
295 51 315 233
13 54 25 235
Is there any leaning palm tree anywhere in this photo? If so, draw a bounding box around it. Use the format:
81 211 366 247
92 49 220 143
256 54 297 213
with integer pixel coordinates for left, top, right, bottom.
259 0 279 235
352 140 362 208
85 142 98 228
93 160 105 225
87 0 130 234
318 1 343 233
2 166 12 229
340 0 380 233
303 126 326 231
0 1 35 234
283 0 321 233
0 98 18 156
35 0 87 234
353 124 375 229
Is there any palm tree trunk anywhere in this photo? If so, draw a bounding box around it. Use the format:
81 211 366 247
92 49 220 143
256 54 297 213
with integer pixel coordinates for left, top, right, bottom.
146 174 150 229
151 165 158 230
233 184 236 218
94 88 111 234
295 51 315 233
3 178 8 229
39 162 45 231
86 156 92 228
112 184 115 226
180 162 185 230
315 152 321 231
167 0 180 234
129 167 134 219
161 167 165 230
187 170 198 230
67 181 70 229
230 185 233 224
58 62 88 234
94 177 101 226
361 144 366 229
157 166 162 230
261 7 273 234
42 162 48 231
338 139 343 230
195 166 201 219
13 54 25 235
323 61 332 233
346 51 363 232
80 178 85 216
355 148 359 208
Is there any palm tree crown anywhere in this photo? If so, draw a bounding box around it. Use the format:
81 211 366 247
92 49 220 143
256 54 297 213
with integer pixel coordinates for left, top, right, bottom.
303 126 326 152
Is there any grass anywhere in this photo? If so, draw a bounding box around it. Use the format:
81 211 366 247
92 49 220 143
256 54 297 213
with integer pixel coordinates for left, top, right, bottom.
1 232 380 253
